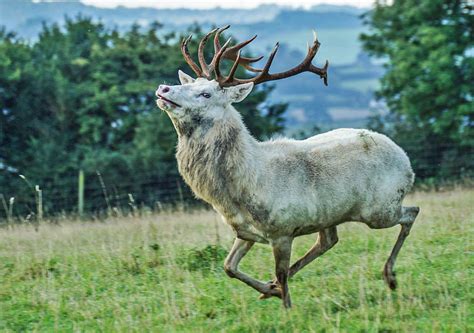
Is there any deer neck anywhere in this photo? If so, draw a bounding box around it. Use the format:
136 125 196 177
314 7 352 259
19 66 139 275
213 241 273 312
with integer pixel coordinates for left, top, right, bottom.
175 106 258 203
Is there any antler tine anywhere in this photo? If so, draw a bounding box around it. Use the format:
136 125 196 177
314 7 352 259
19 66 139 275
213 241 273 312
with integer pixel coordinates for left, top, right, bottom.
213 25 231 54
259 42 279 77
181 35 202 77
208 25 231 77
310 59 329 86
212 37 232 80
225 50 242 83
198 28 218 78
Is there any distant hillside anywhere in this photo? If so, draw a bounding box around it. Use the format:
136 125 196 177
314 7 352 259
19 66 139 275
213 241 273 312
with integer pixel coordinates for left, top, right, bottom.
0 1 368 65
0 0 383 130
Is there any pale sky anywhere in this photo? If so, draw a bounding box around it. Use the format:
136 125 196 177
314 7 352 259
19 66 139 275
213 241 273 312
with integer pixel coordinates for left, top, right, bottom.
80 0 374 9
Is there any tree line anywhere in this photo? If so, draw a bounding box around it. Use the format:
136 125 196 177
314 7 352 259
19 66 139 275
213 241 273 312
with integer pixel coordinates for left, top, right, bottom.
0 17 286 216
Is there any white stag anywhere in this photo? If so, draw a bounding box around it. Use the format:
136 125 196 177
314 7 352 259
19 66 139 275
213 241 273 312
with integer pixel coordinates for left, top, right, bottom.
155 26 419 308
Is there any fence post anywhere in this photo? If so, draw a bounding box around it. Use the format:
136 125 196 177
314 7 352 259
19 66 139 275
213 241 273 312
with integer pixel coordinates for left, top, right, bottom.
35 185 43 222
78 169 84 216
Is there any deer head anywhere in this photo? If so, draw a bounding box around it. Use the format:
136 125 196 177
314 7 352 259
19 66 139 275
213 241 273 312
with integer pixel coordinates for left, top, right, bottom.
156 25 329 135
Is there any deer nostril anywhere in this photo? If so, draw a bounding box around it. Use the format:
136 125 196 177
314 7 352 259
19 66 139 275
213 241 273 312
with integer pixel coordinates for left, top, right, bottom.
161 86 170 93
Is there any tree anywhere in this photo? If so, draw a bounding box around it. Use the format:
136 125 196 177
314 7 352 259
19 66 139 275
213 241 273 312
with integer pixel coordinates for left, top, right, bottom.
0 18 287 216
361 0 473 179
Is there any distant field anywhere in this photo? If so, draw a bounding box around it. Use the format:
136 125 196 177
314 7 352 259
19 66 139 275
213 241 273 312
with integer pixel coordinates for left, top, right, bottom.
266 28 365 65
327 107 372 121
0 189 472 332
233 28 366 65
339 78 380 94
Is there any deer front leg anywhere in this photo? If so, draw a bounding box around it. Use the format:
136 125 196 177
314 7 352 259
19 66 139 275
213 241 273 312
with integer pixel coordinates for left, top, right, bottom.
259 227 338 300
289 227 338 278
271 237 293 308
224 238 281 297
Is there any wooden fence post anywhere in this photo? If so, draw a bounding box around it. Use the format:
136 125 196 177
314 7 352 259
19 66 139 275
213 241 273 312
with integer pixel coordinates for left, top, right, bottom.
35 185 43 221
78 169 84 216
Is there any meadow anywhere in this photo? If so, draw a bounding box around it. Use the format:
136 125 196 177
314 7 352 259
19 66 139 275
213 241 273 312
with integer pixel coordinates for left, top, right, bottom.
0 189 472 332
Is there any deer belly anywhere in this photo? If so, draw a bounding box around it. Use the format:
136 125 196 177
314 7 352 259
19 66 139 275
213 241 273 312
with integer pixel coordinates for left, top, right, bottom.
265 199 347 237
242 200 329 239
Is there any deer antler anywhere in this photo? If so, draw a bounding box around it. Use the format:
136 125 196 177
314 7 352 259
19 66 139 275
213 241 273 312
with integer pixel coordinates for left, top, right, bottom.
180 26 329 87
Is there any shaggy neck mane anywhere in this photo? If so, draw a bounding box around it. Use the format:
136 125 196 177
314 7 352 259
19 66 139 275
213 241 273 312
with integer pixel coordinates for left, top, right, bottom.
175 106 257 203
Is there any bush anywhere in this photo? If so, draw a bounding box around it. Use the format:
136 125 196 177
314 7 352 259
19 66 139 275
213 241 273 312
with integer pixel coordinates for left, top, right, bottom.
179 244 228 273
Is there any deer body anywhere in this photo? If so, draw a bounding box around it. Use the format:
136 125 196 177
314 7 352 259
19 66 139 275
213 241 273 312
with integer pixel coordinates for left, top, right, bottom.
156 26 419 308
176 106 414 244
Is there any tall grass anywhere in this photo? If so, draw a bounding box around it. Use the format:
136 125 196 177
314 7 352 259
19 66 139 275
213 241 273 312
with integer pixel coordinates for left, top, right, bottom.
0 189 473 332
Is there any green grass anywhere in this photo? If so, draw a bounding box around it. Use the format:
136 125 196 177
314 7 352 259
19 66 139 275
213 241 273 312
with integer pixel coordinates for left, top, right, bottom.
1 189 473 332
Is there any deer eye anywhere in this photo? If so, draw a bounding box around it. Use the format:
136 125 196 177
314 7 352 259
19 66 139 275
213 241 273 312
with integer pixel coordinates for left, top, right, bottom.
199 92 211 98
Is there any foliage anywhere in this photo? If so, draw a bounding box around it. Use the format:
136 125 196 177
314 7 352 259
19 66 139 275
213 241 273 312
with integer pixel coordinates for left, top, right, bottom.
0 189 472 331
361 0 474 179
0 17 287 216
179 244 228 273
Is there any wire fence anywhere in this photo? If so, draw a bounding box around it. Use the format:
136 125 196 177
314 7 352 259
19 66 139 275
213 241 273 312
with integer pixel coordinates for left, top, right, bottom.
0 142 472 221
1 172 196 220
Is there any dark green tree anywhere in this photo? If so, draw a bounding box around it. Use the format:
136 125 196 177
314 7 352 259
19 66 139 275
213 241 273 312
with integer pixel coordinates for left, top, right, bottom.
361 0 473 179
0 18 287 216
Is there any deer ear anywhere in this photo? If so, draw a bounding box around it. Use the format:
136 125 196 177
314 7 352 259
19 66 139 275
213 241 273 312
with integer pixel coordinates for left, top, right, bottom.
224 82 254 103
178 70 195 85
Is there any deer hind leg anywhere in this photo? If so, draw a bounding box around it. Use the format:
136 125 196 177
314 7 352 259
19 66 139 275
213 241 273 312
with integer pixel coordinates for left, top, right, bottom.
383 206 420 290
224 238 281 297
289 226 338 278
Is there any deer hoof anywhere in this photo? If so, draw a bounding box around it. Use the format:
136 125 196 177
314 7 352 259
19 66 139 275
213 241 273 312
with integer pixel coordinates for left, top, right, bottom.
383 266 397 290
258 281 282 299
258 290 282 300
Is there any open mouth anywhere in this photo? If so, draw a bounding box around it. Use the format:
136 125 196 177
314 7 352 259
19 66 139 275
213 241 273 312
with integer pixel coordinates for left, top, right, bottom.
156 94 181 107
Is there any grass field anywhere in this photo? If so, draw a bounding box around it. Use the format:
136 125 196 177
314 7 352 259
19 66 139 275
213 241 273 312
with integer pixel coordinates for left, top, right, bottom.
0 189 473 332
